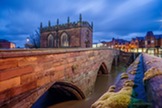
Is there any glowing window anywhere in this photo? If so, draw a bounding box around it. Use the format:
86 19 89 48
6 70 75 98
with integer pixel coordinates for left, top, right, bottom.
61 32 69 47
151 40 154 43
47 34 54 48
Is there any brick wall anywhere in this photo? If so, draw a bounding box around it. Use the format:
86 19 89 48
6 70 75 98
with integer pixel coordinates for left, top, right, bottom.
145 35 156 48
0 48 117 108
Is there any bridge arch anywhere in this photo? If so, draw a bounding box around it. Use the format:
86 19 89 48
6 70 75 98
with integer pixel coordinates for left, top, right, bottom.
51 82 85 100
98 62 109 75
32 82 85 108
112 55 120 66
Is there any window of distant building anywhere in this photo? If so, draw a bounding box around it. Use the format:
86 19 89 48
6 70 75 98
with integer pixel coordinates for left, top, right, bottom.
135 40 138 43
61 32 69 47
151 40 154 43
145 40 147 45
148 40 151 44
135 42 138 45
47 34 54 48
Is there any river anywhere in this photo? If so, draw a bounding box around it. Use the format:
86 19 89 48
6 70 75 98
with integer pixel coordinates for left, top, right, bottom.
49 64 126 108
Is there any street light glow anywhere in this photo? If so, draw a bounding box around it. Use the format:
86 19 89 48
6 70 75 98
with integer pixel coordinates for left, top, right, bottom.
26 37 30 42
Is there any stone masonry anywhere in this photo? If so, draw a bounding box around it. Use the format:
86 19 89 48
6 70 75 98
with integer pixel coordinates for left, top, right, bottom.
40 15 93 48
142 53 162 108
0 48 118 108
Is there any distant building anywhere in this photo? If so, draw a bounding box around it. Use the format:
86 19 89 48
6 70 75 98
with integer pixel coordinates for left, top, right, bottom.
106 38 130 50
0 39 16 49
92 41 107 48
106 31 162 53
145 31 162 48
40 14 93 48
130 37 145 49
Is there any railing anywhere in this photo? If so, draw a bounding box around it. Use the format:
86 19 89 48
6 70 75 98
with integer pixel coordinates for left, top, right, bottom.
116 47 162 58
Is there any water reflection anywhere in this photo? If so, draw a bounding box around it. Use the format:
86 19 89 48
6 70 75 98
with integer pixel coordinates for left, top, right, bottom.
49 64 126 108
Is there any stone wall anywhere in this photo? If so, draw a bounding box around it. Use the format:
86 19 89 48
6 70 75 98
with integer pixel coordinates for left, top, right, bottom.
40 22 93 48
80 27 92 48
142 53 162 107
0 48 117 108
119 51 139 66
92 53 162 108
41 28 82 48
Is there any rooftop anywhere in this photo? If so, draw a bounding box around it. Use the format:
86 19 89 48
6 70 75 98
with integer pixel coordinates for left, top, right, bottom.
0 39 9 42
40 14 93 33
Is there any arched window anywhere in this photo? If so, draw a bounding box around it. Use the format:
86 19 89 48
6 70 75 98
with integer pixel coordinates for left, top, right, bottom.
61 32 69 47
47 34 54 48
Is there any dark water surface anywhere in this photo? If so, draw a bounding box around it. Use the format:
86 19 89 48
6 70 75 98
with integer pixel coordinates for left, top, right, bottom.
49 64 126 108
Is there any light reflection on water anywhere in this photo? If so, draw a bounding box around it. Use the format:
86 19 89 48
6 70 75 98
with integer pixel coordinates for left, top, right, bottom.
49 64 126 108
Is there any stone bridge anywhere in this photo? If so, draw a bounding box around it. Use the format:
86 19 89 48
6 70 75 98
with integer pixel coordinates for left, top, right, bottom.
92 53 162 108
0 48 119 108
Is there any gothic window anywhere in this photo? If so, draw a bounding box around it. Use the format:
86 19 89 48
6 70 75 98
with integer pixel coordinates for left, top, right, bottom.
47 34 54 48
151 40 154 43
145 40 147 45
61 32 69 47
148 40 151 44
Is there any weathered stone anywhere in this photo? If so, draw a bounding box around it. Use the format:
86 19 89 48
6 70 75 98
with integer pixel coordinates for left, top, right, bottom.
143 53 162 108
18 57 37 67
0 77 20 92
11 81 37 97
37 76 51 87
0 58 18 70
20 73 36 85
0 65 34 81
0 48 117 107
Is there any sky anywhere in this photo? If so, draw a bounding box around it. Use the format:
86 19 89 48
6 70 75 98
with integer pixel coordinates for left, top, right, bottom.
0 0 162 47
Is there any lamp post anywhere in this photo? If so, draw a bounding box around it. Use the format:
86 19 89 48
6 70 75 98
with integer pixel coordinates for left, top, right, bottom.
26 37 30 43
25 37 30 48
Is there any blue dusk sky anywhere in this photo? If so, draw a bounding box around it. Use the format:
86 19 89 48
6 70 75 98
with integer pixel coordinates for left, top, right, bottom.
0 0 162 47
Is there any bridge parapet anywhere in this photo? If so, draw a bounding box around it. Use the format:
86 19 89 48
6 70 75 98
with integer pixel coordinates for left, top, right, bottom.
142 53 162 107
92 53 162 108
0 48 118 108
0 48 119 58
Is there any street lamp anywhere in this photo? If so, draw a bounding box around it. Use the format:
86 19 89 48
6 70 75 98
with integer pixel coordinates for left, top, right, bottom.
26 37 30 43
25 37 30 48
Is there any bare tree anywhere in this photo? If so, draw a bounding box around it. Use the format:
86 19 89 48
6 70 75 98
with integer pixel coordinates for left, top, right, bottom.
30 29 40 48
25 29 40 48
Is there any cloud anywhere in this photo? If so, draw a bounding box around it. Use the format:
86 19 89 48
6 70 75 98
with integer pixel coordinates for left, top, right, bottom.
104 0 154 23
0 9 40 35
93 31 120 42
98 0 160 35
75 0 106 15
0 0 162 46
